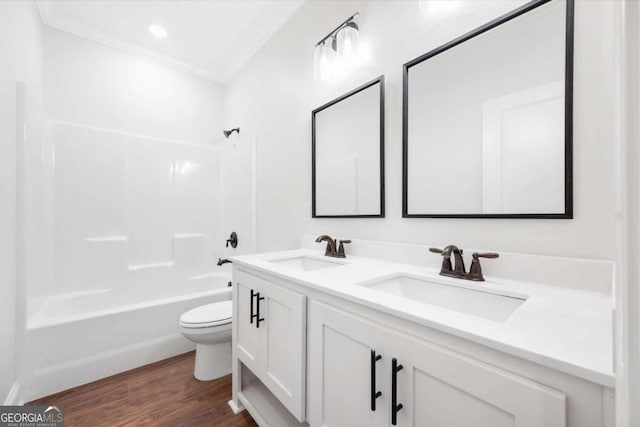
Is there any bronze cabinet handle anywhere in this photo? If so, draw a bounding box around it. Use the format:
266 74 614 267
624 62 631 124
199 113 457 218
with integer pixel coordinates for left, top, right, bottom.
255 293 265 328
370 350 382 411
391 358 404 425
473 252 499 259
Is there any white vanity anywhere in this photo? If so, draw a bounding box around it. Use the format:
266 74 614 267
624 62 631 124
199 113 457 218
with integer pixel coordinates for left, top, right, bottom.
228 237 615 427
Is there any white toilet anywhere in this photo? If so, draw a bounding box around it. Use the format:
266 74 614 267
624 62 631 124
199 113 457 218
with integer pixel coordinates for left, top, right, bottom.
179 300 232 381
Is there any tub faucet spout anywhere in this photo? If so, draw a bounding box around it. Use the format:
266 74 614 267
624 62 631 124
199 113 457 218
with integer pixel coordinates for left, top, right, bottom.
217 258 232 266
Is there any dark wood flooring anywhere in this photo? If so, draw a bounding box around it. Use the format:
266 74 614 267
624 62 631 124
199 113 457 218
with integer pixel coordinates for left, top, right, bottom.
28 351 257 427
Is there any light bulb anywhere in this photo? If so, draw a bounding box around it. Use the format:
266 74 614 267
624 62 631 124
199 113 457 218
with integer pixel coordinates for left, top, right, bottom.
313 44 324 80
149 24 167 38
313 42 334 81
337 22 359 58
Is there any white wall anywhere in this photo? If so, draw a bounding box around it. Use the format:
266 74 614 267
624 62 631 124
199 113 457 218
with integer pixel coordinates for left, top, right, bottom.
616 2 640 425
224 0 618 262
44 27 224 144
0 0 43 403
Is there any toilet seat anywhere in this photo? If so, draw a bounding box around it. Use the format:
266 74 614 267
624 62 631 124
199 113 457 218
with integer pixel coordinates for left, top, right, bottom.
180 301 232 329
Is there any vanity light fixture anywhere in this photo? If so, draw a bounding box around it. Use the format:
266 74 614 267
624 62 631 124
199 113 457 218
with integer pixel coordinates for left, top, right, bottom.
313 13 359 81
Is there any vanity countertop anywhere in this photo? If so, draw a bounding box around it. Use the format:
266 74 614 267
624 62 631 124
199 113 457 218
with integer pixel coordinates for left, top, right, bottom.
230 248 615 388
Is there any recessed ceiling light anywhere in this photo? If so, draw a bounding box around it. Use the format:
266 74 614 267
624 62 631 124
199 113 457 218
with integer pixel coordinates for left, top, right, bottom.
149 24 167 38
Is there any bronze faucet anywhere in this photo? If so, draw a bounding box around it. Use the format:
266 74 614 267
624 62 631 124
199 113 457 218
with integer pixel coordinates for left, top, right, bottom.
429 246 498 281
429 245 466 276
316 235 351 258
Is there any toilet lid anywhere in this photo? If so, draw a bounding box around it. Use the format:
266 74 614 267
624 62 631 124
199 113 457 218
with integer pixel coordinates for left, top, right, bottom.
180 301 232 328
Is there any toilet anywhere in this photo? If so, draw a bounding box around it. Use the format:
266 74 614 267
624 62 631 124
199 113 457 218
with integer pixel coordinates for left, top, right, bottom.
179 300 232 381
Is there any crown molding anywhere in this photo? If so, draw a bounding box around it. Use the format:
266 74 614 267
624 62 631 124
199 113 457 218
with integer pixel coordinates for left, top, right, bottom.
35 0 305 85
36 1 223 82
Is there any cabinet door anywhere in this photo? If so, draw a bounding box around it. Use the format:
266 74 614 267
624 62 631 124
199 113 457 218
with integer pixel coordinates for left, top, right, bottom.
235 271 263 373
261 280 307 421
308 301 389 427
390 332 566 427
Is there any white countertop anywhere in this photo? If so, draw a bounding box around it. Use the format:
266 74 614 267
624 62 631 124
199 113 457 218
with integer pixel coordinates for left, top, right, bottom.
231 248 615 388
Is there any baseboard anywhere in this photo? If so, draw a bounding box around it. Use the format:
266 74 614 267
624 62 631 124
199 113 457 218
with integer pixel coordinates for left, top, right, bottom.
228 399 245 414
23 333 194 402
3 382 22 405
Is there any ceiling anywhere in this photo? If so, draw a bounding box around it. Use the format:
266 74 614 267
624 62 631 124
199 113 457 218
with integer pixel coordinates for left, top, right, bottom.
36 0 305 84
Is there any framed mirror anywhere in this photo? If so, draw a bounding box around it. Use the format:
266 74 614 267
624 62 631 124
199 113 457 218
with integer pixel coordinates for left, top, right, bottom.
312 76 385 218
403 0 573 218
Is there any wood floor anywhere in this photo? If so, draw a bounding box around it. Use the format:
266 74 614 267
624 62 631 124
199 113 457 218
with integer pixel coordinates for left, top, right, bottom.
28 351 257 427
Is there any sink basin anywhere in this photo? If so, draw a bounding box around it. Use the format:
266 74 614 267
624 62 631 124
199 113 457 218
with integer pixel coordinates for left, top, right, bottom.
359 274 527 322
268 256 345 272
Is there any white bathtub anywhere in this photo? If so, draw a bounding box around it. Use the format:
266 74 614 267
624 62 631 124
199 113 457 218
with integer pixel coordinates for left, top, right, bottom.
24 273 231 401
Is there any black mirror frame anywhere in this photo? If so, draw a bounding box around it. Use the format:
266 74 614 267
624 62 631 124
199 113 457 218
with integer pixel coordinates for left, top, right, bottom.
312 75 385 218
402 0 574 219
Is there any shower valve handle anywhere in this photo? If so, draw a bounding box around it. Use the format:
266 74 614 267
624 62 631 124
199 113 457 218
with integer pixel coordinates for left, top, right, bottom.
226 232 238 248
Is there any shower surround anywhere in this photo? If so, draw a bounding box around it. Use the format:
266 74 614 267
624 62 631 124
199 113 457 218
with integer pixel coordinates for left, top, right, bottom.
22 119 230 400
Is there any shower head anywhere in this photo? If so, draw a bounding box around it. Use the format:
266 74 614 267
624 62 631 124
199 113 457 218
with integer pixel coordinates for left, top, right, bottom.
223 127 240 138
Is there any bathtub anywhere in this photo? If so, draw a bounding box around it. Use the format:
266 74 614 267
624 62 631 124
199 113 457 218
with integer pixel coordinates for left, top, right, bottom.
24 273 231 401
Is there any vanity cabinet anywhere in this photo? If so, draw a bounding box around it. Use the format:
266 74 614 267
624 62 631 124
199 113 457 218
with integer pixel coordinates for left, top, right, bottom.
309 301 566 427
230 258 613 427
234 269 307 422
